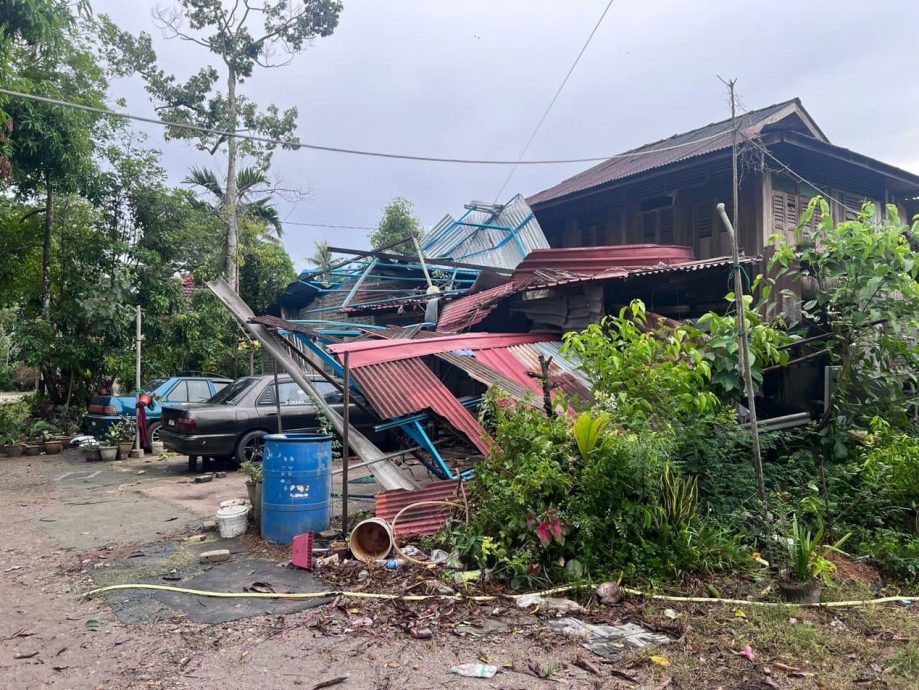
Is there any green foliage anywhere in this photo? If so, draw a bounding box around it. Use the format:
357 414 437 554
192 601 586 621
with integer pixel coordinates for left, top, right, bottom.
783 514 849 585
370 197 423 254
239 238 297 315
769 198 919 428
240 460 263 483
0 399 30 444
862 417 919 514
572 411 607 462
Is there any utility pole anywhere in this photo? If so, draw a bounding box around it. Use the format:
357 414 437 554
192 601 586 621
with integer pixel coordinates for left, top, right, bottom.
716 77 766 500
135 306 142 453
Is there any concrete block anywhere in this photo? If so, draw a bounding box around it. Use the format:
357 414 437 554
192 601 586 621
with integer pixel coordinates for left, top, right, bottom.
202 520 217 532
194 474 213 484
199 549 230 564
214 471 227 479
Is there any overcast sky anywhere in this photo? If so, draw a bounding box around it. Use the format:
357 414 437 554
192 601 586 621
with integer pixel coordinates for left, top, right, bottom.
95 0 919 269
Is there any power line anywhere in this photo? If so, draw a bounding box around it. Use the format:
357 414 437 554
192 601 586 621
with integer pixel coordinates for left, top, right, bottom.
494 0 616 200
0 86 726 167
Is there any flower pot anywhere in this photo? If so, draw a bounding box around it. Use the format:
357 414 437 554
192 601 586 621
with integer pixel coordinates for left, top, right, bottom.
117 442 134 459
84 449 102 462
24 443 42 456
246 480 262 529
43 440 63 455
99 446 118 461
3 444 25 458
778 578 823 604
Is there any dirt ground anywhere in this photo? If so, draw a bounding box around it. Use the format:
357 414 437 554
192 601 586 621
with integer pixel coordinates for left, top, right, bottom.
0 450 917 690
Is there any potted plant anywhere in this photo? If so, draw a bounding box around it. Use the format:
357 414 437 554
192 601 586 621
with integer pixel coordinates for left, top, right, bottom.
113 416 136 459
100 425 120 461
778 515 850 604
240 460 263 528
82 438 102 462
1 432 24 457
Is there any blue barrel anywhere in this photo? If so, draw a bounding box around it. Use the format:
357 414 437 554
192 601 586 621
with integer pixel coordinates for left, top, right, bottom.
261 433 333 544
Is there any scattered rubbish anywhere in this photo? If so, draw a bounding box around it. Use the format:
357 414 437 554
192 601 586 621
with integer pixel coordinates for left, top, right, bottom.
528 661 556 678
291 533 314 570
374 558 404 571
649 655 670 666
788 617 799 624
735 609 747 618
548 618 671 660
450 663 498 679
316 554 339 568
411 627 432 639
516 594 583 613
4 565 23 572
14 651 39 659
136 470 145 475
357 570 369 581
596 581 621 605
899 598 912 606
401 544 421 557
200 549 231 564
455 619 508 637
186 535 207 543
162 570 181 581
734 644 755 661
663 608 678 620
216 504 250 538
85 619 103 632
311 677 348 690
430 549 450 564
447 570 481 586
348 617 373 628
194 474 214 484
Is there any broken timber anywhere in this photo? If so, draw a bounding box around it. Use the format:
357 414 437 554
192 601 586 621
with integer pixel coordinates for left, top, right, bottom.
206 279 418 491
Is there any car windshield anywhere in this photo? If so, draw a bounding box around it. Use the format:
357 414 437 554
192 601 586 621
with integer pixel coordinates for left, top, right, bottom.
208 377 255 405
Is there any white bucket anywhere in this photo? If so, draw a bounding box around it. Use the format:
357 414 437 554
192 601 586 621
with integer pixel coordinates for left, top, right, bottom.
216 504 250 538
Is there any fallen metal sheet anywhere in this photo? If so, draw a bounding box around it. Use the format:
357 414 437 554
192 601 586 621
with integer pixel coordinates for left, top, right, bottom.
375 479 464 537
506 344 593 401
207 279 417 491
548 617 671 660
328 332 555 369
437 281 521 332
350 360 492 456
435 351 536 401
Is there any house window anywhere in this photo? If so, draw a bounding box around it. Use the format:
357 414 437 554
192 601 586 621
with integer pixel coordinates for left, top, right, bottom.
640 196 675 244
772 175 823 241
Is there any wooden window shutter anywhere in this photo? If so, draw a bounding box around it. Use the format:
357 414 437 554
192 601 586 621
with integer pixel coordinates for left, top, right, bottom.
658 207 675 244
693 203 712 238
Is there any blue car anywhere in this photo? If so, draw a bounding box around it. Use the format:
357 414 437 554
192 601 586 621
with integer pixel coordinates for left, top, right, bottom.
83 376 232 446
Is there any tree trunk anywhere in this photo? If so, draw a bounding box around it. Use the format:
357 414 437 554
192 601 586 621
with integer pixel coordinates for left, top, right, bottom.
41 181 54 318
224 65 240 293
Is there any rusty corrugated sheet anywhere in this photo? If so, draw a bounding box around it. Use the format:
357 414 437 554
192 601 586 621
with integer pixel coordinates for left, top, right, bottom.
376 479 465 537
506 344 592 401
329 332 554 369
527 99 801 207
435 351 537 402
473 348 544 397
513 244 694 279
350 359 493 456
436 281 521 333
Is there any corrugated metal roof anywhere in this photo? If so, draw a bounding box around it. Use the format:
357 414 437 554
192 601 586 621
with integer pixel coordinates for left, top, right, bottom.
437 281 520 333
435 351 537 402
514 245 695 278
528 99 806 207
350 359 493 456
375 479 465 537
421 194 549 270
329 332 555 369
506 344 592 401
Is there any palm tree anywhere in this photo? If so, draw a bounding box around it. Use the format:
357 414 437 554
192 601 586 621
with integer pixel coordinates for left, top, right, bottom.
308 240 333 281
185 166 283 285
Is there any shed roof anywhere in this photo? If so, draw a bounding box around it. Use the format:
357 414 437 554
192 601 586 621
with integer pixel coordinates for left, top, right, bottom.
527 98 821 207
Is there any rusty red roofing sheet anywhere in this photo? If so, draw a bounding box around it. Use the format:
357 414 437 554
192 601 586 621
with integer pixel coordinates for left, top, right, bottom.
376 479 466 537
437 281 521 333
329 332 555 369
514 244 694 278
350 359 492 455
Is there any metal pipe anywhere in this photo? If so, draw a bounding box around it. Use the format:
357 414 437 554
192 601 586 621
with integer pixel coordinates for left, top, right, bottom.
717 202 765 500
135 306 142 453
332 446 422 475
272 358 283 434
341 351 350 535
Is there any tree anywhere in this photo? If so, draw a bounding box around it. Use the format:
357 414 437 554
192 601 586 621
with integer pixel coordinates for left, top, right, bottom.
371 196 423 254
240 239 296 314
101 0 343 293
3 1 105 316
185 165 284 240
308 239 333 279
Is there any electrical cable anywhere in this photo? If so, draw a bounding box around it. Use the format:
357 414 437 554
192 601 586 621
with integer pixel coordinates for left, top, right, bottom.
0 86 726 167
283 221 377 230
493 0 616 200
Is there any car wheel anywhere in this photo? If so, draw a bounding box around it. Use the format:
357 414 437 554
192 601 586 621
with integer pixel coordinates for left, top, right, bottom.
147 422 162 448
236 430 267 464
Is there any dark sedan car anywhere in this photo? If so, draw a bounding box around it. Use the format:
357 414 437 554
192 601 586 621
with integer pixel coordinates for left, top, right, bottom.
159 374 378 471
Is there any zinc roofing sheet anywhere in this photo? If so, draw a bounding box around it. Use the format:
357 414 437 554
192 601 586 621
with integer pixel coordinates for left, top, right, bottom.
437 281 521 333
375 479 465 537
513 244 694 278
350 359 492 456
421 194 549 270
528 99 801 207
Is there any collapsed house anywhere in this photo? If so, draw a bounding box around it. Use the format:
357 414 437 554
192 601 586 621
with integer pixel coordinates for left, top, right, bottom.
240 98 919 526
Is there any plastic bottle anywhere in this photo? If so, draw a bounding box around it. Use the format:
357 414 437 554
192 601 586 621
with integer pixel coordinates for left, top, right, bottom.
373 558 405 570
450 663 497 678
